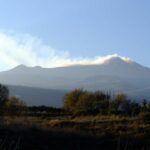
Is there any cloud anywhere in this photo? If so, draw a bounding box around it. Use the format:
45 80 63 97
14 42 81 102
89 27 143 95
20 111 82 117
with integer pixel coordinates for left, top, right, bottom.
0 31 132 71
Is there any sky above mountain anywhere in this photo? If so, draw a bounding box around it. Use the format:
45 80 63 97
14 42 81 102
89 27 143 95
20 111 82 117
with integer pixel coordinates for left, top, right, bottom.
0 0 149 71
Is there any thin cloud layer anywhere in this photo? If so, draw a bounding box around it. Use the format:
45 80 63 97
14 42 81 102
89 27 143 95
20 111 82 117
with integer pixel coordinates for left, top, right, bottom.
0 32 132 71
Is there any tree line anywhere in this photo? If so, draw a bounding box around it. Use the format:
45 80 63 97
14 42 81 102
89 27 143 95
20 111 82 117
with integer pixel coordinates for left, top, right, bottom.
0 83 150 117
0 84 64 116
64 89 150 116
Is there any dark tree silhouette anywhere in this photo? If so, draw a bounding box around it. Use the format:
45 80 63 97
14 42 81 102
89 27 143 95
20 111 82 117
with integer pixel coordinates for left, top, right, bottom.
0 84 9 105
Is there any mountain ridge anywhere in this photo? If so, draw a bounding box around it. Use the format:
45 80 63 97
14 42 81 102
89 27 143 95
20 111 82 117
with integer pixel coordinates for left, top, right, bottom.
0 55 150 106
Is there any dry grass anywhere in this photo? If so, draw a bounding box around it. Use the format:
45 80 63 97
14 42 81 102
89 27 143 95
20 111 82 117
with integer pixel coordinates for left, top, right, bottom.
0 114 149 139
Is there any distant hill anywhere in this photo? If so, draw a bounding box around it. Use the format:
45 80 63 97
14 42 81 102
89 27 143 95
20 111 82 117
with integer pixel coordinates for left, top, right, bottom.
0 55 150 106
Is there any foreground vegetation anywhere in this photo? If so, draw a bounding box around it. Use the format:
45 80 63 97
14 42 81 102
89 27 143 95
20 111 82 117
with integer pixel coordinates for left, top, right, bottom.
0 85 150 149
0 115 150 150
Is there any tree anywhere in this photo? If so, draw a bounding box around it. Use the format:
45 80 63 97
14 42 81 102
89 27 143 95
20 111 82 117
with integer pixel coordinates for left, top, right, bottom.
64 89 86 112
121 99 132 115
4 96 27 115
109 93 127 114
141 99 148 112
64 89 111 115
130 101 140 116
76 92 96 114
0 84 9 105
93 91 110 114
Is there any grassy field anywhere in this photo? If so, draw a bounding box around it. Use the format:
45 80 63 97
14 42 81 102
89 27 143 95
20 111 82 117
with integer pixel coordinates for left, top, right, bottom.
0 115 150 150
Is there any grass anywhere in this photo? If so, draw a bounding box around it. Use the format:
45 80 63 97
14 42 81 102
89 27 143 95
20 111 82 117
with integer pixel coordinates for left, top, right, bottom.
0 115 150 149
0 115 149 138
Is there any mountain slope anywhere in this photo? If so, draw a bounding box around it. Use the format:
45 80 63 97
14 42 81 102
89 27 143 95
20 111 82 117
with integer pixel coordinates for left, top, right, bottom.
0 55 150 106
8 85 66 107
0 56 150 89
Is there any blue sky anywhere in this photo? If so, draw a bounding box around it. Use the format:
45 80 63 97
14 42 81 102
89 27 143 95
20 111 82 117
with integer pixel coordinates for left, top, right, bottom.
0 0 149 70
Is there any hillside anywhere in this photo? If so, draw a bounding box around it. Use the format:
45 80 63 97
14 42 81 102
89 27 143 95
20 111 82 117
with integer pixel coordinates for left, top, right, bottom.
0 55 150 106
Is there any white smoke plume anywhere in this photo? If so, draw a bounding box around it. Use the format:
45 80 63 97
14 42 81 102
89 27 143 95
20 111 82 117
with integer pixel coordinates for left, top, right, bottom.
0 31 132 71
